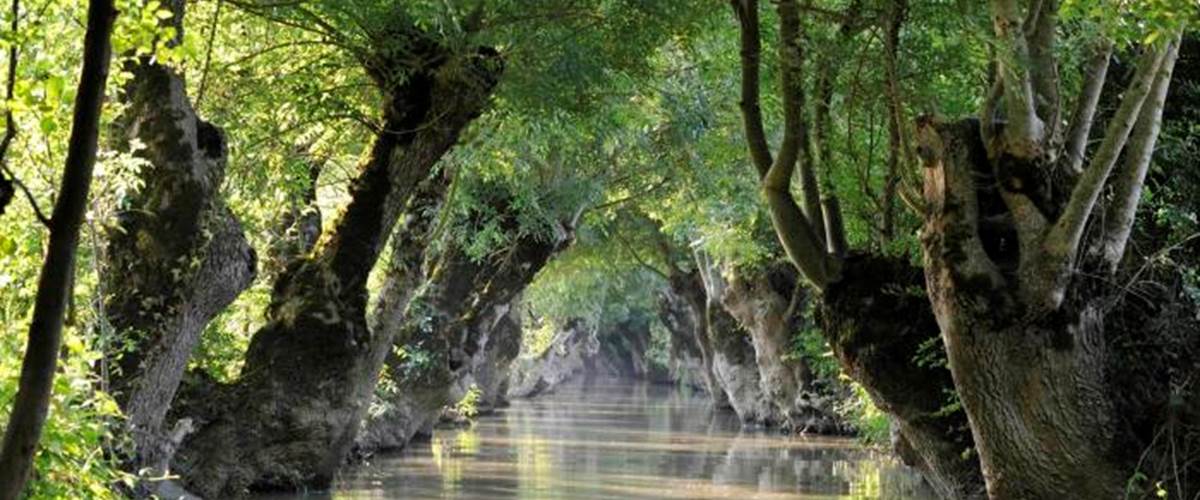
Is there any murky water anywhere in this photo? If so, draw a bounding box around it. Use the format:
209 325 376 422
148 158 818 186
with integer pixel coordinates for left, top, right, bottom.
321 379 933 499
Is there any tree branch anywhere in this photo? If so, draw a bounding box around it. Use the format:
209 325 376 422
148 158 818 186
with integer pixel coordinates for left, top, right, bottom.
194 0 224 110
0 0 48 226
730 0 773 178
730 0 838 289
987 0 1044 158
1062 39 1113 177
1093 34 1180 272
615 228 669 282
881 0 906 241
822 195 847 257
1034 40 1175 308
778 0 825 246
1025 0 1060 142
2 165 51 226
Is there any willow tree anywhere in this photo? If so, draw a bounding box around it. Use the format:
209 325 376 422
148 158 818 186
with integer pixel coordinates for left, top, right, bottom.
917 4 1185 497
102 1 255 478
727 1 980 495
172 11 504 495
730 0 1194 498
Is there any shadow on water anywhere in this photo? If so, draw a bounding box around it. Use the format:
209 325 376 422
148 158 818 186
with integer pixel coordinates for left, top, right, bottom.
272 378 934 499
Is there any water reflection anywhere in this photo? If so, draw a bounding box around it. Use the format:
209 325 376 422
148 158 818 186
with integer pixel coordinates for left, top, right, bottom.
325 379 933 499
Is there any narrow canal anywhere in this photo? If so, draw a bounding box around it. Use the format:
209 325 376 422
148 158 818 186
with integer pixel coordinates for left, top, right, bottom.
313 379 934 499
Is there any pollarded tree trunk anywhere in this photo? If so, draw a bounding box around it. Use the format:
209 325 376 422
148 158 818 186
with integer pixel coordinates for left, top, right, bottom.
103 3 255 476
342 167 454 455
721 262 843 434
657 284 711 391
173 30 502 496
696 254 780 426
913 14 1184 493
507 318 600 398
358 201 573 452
593 314 654 379
357 244 490 452
728 0 981 494
919 118 1128 499
666 269 730 408
462 297 524 413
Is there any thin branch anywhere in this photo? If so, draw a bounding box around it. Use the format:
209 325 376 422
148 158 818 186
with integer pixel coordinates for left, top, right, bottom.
1063 39 1113 177
730 0 837 288
1094 34 1180 272
881 0 906 241
773 0 804 194
0 0 48 226
1048 42 1173 258
3 165 51 226
730 0 772 178
584 176 670 215
811 17 846 186
614 227 669 281
194 0 223 109
1025 0 1060 140
782 0 825 246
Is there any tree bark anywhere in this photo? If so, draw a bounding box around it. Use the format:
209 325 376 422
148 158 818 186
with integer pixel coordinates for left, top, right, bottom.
507 318 600 398
103 4 256 477
658 278 715 392
666 268 731 408
173 31 501 496
0 0 116 496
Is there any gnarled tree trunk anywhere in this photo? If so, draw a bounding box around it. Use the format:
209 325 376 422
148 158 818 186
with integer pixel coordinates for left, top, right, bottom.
722 262 843 434
357 200 572 453
103 3 255 478
173 31 502 496
696 253 779 426
593 314 654 379
666 268 730 408
657 283 711 392
820 254 983 498
507 318 600 398
919 116 1149 499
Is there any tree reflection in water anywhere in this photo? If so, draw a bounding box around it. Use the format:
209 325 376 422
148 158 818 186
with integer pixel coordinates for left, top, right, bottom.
326 379 935 499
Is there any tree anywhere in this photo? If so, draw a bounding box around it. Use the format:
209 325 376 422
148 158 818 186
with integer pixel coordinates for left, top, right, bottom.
729 0 1194 497
102 1 255 480
917 6 1182 496
0 0 117 496
727 1 982 495
172 16 503 495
